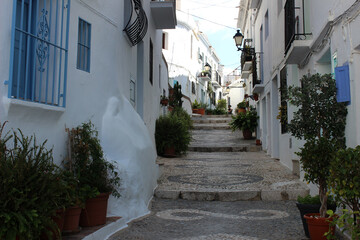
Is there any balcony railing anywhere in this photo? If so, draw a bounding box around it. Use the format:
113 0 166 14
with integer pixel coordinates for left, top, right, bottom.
124 0 148 46
284 0 311 54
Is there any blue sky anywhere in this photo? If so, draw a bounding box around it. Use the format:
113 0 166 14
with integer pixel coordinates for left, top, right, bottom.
179 0 241 74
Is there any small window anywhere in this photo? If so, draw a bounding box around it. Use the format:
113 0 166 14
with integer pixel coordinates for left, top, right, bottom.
191 82 196 94
149 39 153 85
130 79 135 104
265 11 269 39
77 18 91 72
162 32 168 50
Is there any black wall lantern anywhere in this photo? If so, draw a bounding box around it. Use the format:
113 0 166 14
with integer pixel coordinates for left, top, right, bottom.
233 29 255 56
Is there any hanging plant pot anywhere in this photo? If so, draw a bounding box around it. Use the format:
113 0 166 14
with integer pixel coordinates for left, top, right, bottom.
160 99 169 106
304 213 336 240
242 129 252 140
63 206 82 234
256 139 262 145
163 146 176 158
168 106 174 112
253 94 259 101
80 192 110 227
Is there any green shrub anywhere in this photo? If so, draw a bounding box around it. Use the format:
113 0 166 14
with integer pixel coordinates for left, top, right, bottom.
237 100 248 109
297 195 335 205
217 99 227 112
192 99 201 109
155 114 191 155
0 122 67 239
66 121 121 199
170 107 193 130
229 108 258 132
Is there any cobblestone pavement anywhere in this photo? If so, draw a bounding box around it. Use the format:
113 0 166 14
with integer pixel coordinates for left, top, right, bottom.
109 199 309 240
109 115 310 240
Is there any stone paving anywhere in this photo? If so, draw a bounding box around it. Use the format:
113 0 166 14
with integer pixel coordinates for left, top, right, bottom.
109 115 310 240
109 199 308 240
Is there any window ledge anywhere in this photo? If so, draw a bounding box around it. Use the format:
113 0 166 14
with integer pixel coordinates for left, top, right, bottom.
4 98 65 115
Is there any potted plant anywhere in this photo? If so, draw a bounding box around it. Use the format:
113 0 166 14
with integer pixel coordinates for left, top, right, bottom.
296 195 336 238
253 93 259 101
66 121 121 227
160 95 169 106
325 146 360 239
286 73 347 239
192 99 201 114
169 82 183 110
236 100 248 114
229 107 258 140
155 112 191 157
0 122 70 240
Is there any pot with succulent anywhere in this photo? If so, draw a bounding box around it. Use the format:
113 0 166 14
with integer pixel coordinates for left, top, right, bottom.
155 110 192 157
66 121 121 228
285 73 347 239
325 146 360 239
229 107 258 140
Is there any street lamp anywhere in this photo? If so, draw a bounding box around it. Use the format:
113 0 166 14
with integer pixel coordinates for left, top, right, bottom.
204 63 211 72
233 29 244 50
233 30 255 56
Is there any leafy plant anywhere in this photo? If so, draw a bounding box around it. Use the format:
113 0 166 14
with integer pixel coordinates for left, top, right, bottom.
326 146 360 237
217 99 227 112
229 108 258 132
297 195 335 205
286 73 348 217
169 82 183 109
326 209 360 239
192 99 201 109
170 107 193 130
66 121 121 199
0 122 67 240
237 100 248 109
155 114 191 156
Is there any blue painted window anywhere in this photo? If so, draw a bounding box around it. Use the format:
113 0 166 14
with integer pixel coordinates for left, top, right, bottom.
9 0 71 107
77 18 91 72
335 65 351 103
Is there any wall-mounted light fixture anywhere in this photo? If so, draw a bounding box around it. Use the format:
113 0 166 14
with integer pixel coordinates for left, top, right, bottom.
233 30 255 56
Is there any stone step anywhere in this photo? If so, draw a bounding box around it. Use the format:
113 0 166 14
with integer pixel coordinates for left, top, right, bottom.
192 118 232 124
155 152 309 202
191 114 231 119
154 188 309 201
192 123 231 130
188 145 262 152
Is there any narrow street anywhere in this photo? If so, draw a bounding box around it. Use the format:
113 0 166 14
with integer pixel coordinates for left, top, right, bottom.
110 115 310 240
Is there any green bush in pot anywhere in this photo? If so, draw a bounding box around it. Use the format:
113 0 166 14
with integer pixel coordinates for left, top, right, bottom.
286 73 347 217
0 122 69 240
66 121 121 199
155 113 191 156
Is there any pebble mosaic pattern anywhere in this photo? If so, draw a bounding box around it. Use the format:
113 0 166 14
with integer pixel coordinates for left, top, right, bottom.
167 174 264 186
156 208 289 221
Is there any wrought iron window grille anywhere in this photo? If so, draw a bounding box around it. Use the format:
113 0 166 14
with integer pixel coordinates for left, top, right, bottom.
123 0 148 46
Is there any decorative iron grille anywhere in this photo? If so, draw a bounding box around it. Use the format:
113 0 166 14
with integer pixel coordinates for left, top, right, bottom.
124 0 148 46
8 0 71 107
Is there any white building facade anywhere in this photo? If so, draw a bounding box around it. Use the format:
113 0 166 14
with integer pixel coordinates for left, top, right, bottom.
238 0 360 193
0 0 176 226
162 10 223 113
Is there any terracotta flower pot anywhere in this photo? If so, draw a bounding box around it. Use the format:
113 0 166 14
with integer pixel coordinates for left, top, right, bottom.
197 108 205 115
256 139 262 145
160 99 169 106
80 193 110 227
192 109 199 114
163 146 176 158
238 108 246 114
242 129 252 140
63 206 82 233
296 203 337 238
304 213 336 240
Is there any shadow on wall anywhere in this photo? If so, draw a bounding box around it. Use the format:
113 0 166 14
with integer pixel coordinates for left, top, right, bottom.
101 96 159 221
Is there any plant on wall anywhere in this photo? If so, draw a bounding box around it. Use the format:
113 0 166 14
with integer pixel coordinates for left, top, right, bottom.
286 73 348 217
169 82 183 109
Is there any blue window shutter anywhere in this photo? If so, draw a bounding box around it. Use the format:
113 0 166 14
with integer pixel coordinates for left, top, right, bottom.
335 65 351 103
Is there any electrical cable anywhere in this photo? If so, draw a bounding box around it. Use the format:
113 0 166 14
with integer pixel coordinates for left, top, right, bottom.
177 9 238 30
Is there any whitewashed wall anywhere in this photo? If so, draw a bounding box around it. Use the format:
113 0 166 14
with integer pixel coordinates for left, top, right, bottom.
0 0 170 227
